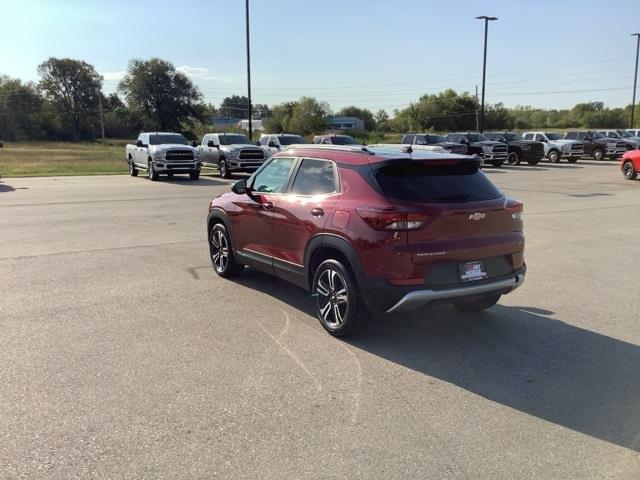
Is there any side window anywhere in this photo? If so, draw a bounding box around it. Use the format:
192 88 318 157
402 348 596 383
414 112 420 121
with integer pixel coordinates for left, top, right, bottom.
522 133 532 140
415 135 427 145
290 159 337 195
534 134 544 141
403 134 415 144
251 157 297 193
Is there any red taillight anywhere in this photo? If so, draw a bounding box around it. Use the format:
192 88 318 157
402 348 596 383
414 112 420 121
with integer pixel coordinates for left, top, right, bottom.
507 200 523 221
356 207 428 231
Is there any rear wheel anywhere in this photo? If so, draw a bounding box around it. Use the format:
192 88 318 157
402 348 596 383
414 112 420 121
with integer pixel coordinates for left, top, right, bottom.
128 157 138 176
209 223 243 278
623 161 638 180
548 150 560 163
507 152 520 166
312 259 365 337
593 149 604 161
219 159 231 179
454 293 501 313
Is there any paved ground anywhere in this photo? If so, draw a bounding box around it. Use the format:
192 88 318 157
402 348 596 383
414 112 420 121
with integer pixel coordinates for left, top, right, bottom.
1 161 639 479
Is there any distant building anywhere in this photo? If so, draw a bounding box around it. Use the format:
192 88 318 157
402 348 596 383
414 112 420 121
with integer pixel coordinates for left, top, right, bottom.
327 116 365 131
237 119 264 131
211 116 241 130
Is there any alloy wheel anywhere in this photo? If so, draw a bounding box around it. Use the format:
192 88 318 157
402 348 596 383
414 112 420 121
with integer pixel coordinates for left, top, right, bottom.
315 268 349 329
210 228 229 273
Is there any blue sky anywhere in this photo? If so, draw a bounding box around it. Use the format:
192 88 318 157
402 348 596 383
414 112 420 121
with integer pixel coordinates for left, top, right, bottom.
2 0 639 113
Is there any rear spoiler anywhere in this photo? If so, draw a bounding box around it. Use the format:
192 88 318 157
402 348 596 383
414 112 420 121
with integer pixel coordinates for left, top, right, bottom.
370 154 483 171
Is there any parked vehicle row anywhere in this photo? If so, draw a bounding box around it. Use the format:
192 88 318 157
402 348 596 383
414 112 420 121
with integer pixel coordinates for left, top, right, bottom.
565 131 627 161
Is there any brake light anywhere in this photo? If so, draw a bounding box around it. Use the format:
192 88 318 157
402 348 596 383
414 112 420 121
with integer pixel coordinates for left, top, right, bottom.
507 201 523 221
356 207 428 231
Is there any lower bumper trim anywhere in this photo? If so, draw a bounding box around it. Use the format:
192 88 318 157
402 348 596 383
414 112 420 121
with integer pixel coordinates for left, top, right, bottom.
385 272 525 314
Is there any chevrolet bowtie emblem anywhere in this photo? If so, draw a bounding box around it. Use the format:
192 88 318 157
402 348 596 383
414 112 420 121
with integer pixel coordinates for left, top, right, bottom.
469 212 486 221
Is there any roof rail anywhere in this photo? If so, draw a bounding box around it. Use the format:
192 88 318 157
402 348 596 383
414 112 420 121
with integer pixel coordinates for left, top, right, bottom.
285 144 374 154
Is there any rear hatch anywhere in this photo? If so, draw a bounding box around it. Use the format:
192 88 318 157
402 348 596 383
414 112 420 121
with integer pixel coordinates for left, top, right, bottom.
373 157 524 284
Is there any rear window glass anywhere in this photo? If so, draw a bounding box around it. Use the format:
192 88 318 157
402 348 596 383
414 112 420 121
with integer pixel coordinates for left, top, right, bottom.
375 162 502 203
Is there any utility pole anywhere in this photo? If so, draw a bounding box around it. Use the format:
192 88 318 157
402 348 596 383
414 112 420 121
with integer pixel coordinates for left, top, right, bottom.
475 85 480 131
96 88 105 141
245 0 253 140
631 33 640 129
476 16 497 133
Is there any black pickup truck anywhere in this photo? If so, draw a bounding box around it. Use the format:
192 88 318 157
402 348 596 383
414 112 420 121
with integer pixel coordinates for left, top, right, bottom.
485 132 545 166
401 133 468 154
564 130 626 160
445 132 508 167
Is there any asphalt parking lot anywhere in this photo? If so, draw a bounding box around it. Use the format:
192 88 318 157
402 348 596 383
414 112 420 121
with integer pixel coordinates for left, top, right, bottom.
1 161 639 479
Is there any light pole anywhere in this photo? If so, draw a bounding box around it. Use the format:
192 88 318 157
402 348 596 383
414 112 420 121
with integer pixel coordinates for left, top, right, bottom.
631 33 640 129
245 0 253 140
476 16 497 133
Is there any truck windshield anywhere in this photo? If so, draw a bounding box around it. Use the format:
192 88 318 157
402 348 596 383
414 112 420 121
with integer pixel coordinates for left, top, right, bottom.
545 133 562 140
219 134 251 145
505 133 522 141
149 134 188 145
618 130 631 138
426 134 447 144
467 133 489 142
278 135 305 145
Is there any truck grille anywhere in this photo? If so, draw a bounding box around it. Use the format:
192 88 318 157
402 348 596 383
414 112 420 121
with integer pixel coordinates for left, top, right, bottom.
166 150 195 161
491 144 507 153
531 143 544 155
615 141 626 150
570 143 584 154
450 145 468 154
239 149 265 160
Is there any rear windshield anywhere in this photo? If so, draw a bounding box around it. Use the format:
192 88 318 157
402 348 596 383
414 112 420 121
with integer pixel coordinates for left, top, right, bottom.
331 136 357 145
375 162 502 203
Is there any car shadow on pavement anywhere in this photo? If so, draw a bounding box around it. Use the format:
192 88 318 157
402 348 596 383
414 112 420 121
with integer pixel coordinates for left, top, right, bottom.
235 268 640 453
160 176 234 187
0 182 16 192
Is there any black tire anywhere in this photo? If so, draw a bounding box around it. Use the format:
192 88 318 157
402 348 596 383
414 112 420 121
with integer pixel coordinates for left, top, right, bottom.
567 157 579 163
491 160 504 168
209 223 243 278
190 171 200 180
312 259 365 337
548 150 560 163
593 149 604 161
507 152 520 166
219 159 232 179
527 159 540 166
148 160 159 181
128 157 138 177
454 293 501 313
623 161 638 180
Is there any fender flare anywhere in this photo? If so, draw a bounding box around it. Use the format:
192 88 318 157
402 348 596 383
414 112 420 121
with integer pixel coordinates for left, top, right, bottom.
207 208 235 248
303 233 364 290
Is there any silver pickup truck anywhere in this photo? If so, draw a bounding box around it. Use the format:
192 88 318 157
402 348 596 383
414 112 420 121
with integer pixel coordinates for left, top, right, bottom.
125 132 201 181
522 131 584 163
198 133 271 178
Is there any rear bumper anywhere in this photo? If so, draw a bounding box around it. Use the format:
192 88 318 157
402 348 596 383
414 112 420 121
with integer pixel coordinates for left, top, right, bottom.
385 270 525 313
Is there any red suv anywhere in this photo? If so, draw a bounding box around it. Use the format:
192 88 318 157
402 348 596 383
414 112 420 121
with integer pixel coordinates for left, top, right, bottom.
207 145 526 336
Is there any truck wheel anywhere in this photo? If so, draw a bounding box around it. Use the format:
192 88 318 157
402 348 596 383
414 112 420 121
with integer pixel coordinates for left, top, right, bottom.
507 152 520 165
593 149 604 161
128 157 138 177
190 171 200 180
527 159 540 166
454 293 501 313
219 159 231 179
148 160 159 181
548 150 560 163
623 161 638 179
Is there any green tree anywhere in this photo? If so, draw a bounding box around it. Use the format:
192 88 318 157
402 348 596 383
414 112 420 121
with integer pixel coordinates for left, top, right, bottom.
219 95 249 118
289 97 330 135
337 105 375 131
262 101 297 132
374 109 390 132
37 57 103 140
118 58 205 131
0 76 46 140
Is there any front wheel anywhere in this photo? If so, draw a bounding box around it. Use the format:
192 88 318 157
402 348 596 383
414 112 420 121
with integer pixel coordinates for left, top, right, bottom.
148 161 159 181
454 293 501 313
507 152 520 166
623 161 638 180
312 259 365 337
209 223 243 278
128 158 138 177
219 159 232 179
548 150 560 163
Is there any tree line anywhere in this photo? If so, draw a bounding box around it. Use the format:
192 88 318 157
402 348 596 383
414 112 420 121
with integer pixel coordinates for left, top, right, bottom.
0 57 636 142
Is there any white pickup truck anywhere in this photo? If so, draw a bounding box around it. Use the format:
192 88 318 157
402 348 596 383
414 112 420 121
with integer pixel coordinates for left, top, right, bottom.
125 132 201 181
197 133 270 178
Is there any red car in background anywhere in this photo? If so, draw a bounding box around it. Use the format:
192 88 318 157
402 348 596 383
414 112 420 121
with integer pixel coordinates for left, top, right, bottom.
622 150 640 180
207 145 526 336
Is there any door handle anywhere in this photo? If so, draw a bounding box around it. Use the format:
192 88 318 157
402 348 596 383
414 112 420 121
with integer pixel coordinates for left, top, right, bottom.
310 207 324 217
262 201 273 210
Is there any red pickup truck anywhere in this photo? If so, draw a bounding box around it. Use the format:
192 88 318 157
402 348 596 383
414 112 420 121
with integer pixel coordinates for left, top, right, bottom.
622 150 640 180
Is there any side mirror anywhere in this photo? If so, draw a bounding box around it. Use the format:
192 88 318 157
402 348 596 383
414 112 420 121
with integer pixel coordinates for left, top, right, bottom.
207 140 214 147
256 140 261 146
136 140 143 147
268 141 276 148
231 179 247 194
191 140 198 147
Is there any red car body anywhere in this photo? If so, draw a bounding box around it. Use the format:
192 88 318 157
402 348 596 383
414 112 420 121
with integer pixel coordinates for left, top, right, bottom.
207 145 525 335
621 150 640 180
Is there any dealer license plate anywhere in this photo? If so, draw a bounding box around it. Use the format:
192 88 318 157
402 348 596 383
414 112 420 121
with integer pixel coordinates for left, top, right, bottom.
459 261 487 282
